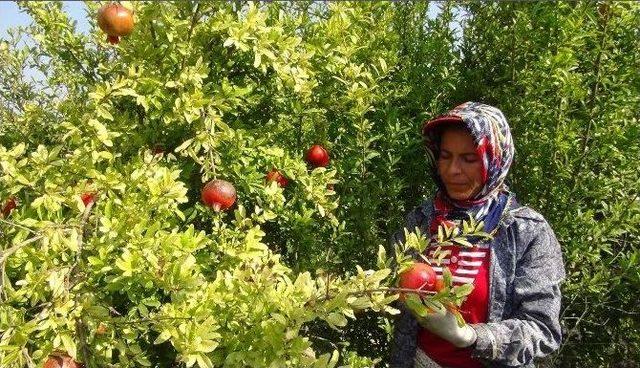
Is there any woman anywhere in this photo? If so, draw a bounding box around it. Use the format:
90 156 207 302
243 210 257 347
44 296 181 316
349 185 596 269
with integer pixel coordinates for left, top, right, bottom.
389 102 566 368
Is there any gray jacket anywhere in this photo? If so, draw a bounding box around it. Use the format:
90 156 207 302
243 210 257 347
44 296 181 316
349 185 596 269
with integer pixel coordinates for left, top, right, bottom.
388 199 566 368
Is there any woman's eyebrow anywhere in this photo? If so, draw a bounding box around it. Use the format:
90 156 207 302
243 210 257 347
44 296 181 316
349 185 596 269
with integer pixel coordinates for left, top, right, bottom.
441 149 478 156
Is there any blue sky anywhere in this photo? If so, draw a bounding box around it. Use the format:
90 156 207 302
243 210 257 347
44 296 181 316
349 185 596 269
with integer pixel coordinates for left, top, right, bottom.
0 1 91 39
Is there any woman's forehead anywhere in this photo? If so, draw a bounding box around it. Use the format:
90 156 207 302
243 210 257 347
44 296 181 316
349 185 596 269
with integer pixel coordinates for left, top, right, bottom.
440 129 476 150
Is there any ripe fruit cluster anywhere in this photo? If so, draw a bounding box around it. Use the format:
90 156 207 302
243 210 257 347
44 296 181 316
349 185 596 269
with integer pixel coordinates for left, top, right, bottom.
200 144 331 212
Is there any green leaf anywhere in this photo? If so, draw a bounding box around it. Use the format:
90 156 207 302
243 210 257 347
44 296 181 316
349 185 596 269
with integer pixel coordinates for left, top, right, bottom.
452 237 474 247
326 312 347 328
154 330 172 345
404 294 428 317
196 353 213 368
423 298 446 315
377 244 387 269
453 283 474 298
443 267 453 288
97 106 114 121
60 333 76 356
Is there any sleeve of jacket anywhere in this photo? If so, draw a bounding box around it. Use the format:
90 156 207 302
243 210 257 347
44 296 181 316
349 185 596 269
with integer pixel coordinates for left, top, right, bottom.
470 218 567 366
387 207 423 368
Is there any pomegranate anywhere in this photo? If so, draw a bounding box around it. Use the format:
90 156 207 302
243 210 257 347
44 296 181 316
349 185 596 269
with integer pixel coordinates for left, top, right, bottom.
81 192 96 206
97 3 134 44
398 262 437 301
43 354 84 368
1 197 17 217
151 146 165 155
305 145 329 168
265 169 289 188
201 179 236 211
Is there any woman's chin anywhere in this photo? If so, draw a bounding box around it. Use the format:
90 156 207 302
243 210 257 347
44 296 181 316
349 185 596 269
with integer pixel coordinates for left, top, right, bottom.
446 189 471 201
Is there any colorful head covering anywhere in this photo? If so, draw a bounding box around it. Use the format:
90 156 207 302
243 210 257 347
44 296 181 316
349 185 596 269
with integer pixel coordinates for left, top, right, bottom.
421 102 516 236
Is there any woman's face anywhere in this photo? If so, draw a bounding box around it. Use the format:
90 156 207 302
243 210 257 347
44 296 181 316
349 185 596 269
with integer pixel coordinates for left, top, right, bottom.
437 127 484 201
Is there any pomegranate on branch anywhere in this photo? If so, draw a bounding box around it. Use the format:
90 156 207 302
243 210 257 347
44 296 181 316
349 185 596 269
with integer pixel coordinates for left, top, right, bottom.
305 144 330 168
97 2 134 44
201 179 237 211
397 262 438 301
1 196 17 217
265 169 289 188
43 353 84 368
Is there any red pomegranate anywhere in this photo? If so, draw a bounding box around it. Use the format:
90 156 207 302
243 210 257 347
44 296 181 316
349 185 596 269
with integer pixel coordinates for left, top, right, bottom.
97 3 134 44
305 145 329 168
398 262 437 301
1 197 17 217
81 192 96 206
201 179 237 211
43 354 84 368
265 169 289 188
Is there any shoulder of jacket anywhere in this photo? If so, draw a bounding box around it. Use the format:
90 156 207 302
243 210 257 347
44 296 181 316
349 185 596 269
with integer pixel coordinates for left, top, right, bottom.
510 205 546 223
405 200 431 219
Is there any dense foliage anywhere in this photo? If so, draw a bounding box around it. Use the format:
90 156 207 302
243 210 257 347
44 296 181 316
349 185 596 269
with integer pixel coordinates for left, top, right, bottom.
1 1 638 367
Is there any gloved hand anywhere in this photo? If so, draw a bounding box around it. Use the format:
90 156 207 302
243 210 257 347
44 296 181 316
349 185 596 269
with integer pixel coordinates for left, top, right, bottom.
410 304 477 348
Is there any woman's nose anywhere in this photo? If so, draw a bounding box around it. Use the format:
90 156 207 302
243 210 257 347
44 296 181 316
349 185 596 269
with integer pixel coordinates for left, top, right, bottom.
446 158 462 175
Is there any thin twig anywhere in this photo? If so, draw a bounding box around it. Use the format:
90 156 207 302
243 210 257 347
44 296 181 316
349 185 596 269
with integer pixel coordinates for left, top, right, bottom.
178 2 202 73
553 295 589 364
314 286 437 304
0 218 38 235
0 235 43 265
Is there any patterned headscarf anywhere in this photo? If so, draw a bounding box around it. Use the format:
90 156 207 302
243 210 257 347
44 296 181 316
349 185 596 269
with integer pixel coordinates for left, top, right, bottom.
421 102 516 235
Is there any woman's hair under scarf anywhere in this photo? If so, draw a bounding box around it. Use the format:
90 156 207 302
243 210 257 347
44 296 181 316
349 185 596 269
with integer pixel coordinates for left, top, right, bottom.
421 102 517 237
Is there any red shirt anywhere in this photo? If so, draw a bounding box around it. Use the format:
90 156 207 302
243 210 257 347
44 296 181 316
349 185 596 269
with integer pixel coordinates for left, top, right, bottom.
417 243 491 368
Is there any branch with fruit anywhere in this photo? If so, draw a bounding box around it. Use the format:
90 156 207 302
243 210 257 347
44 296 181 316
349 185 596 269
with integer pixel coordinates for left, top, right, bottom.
387 219 496 326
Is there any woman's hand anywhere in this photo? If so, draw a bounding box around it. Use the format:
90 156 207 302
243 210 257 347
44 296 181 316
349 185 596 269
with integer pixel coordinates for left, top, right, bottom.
409 304 478 348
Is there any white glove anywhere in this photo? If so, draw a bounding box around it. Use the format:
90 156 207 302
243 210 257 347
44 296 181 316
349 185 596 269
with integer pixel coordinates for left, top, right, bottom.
412 307 477 348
